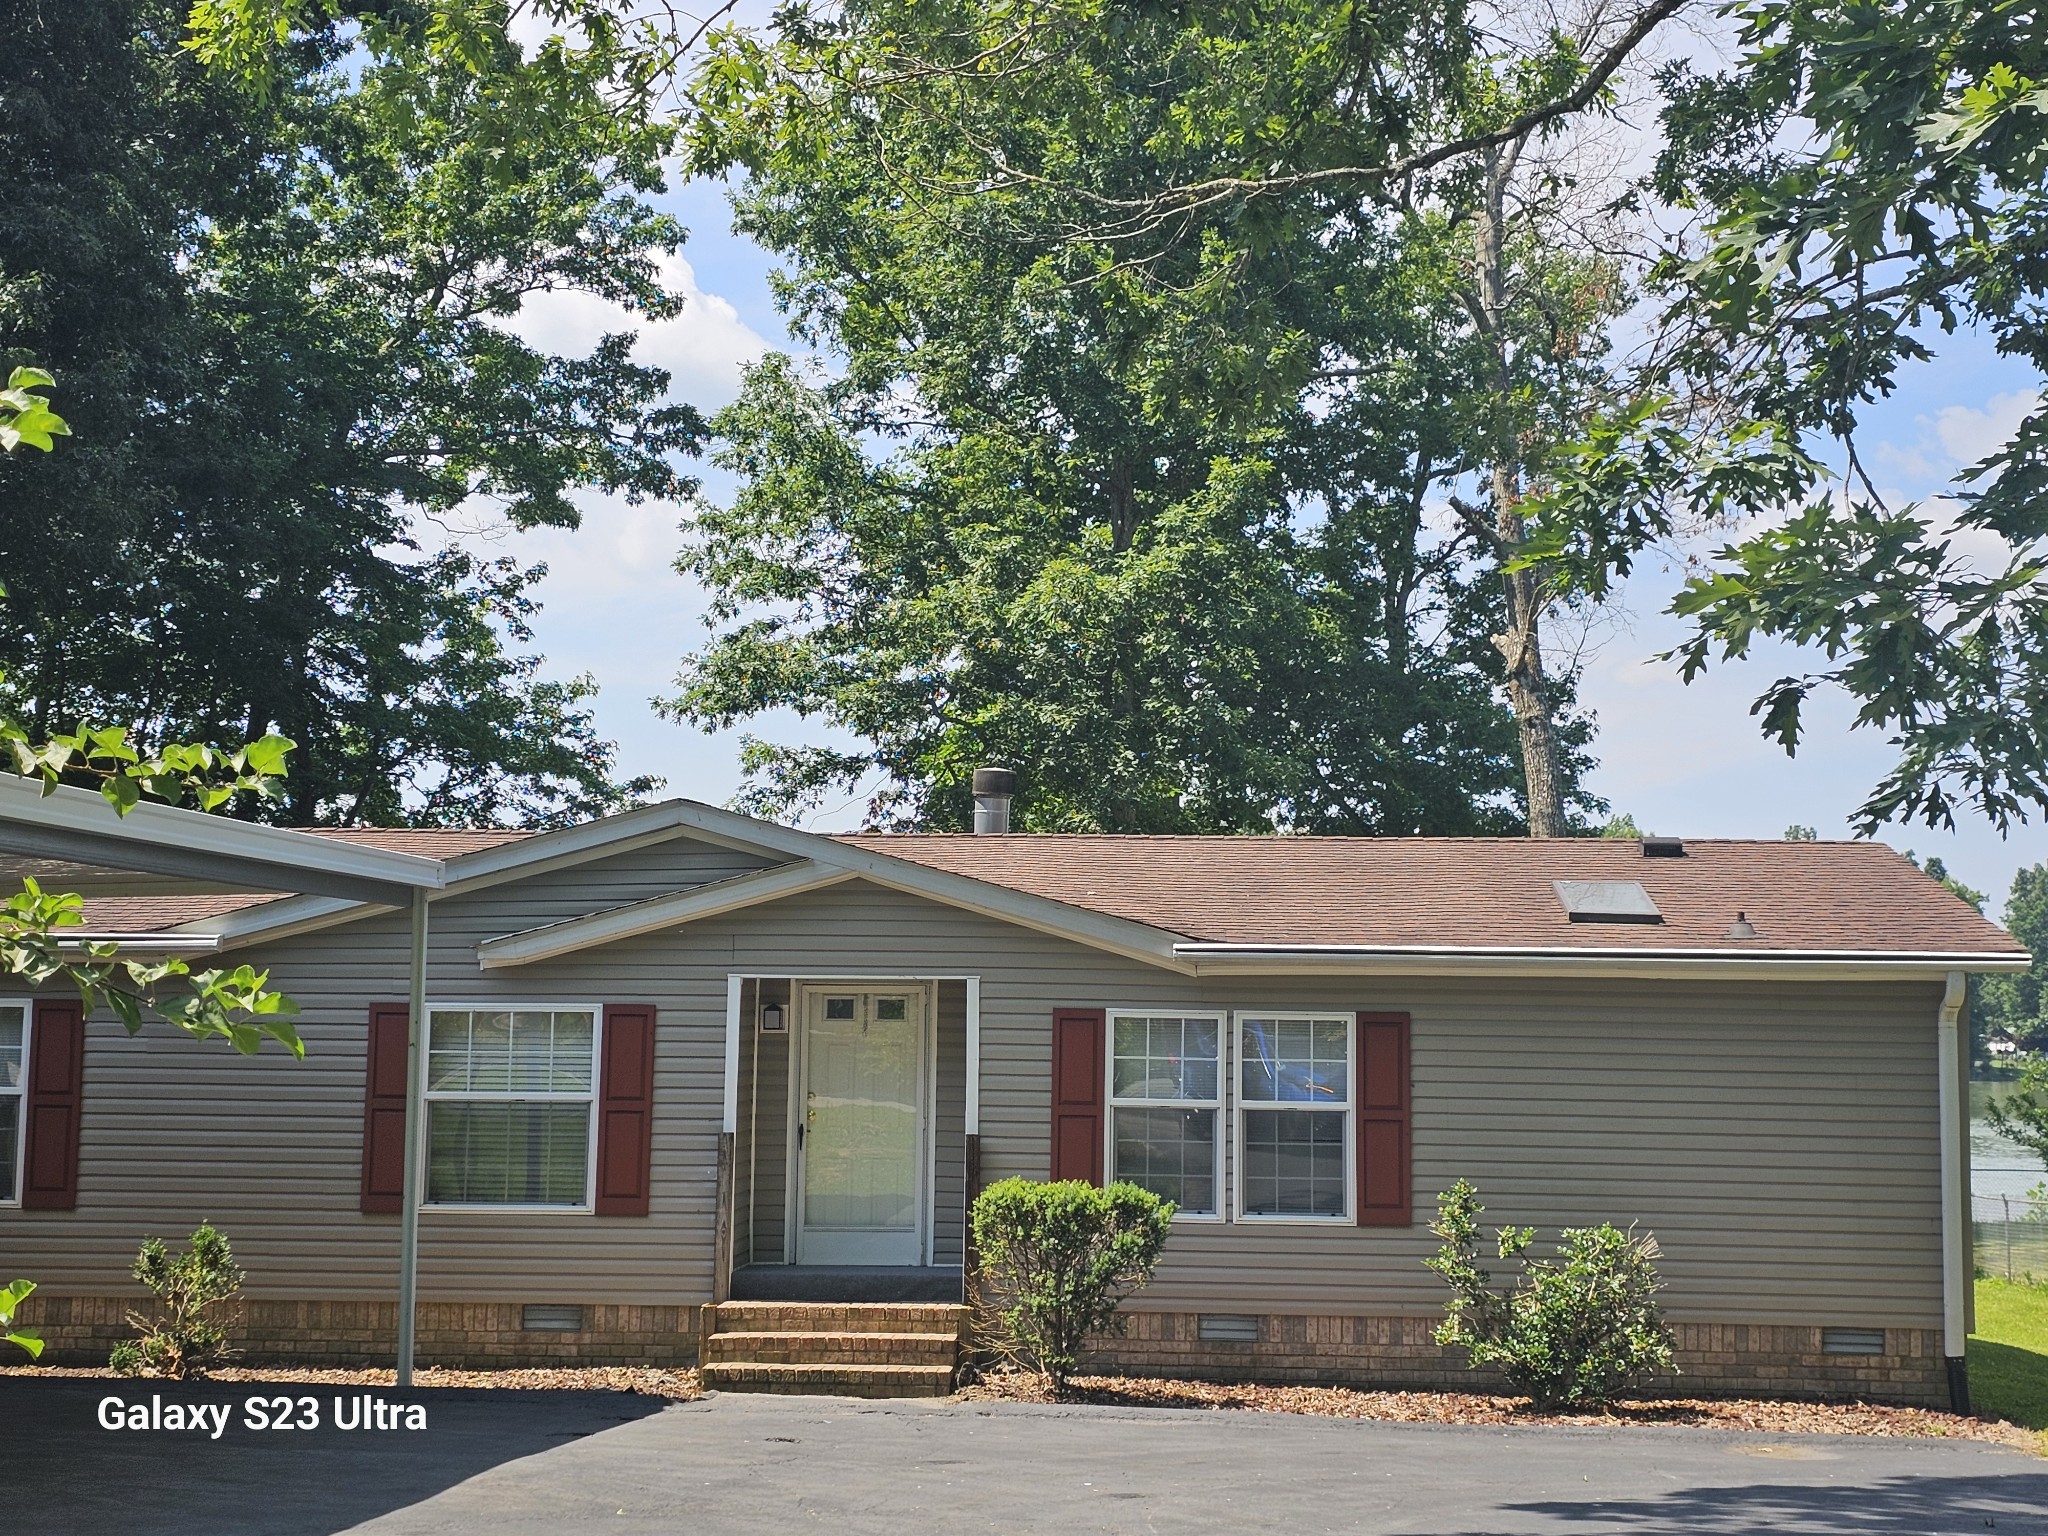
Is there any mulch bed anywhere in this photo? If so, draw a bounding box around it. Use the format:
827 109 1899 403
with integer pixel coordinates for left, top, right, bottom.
954 1368 2041 1449
0 1363 702 1399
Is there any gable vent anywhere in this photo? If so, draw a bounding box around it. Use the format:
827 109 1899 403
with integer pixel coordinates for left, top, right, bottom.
1554 880 1664 924
1641 836 1686 858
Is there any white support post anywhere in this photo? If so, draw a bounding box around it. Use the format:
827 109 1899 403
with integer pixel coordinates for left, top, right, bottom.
1937 969 1969 1413
722 974 743 1135
964 976 981 1138
396 889 429 1388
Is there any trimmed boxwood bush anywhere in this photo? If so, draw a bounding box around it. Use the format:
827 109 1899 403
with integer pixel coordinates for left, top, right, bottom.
1426 1180 1676 1408
971 1178 1174 1391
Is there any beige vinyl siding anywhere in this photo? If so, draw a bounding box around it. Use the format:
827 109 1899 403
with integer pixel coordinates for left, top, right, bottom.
3 849 1945 1334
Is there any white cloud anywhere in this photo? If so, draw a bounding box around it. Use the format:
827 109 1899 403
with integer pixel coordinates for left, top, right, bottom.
1933 389 2038 471
510 253 769 412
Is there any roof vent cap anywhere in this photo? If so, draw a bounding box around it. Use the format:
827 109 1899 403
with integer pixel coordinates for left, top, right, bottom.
1554 880 1664 924
972 766 1015 834
1728 911 1758 940
1641 836 1686 858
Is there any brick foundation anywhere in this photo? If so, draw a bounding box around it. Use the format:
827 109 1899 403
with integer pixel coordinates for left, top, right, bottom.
19 1297 1948 1403
1085 1313 1950 1407
16 1296 698 1369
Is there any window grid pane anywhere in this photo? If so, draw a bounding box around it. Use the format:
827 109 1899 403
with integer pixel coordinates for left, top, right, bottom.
1112 1106 1216 1215
1110 1014 1220 1103
1242 1108 1347 1217
427 1009 594 1095
1240 1016 1350 1104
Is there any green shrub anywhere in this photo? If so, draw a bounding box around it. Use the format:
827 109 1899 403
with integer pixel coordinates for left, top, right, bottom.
1425 1180 1676 1409
110 1223 244 1379
970 1178 1174 1391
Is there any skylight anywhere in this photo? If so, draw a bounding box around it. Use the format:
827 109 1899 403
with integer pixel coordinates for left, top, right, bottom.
1553 880 1664 924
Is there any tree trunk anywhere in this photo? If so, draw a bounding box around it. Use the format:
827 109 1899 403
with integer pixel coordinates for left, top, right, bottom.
1472 144 1569 838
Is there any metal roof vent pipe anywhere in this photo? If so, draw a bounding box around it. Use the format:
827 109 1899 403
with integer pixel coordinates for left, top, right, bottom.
972 767 1016 834
1728 911 1759 940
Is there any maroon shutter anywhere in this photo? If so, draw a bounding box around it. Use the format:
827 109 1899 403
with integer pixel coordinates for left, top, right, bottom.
594 1003 656 1216
1050 1007 1106 1185
360 1003 410 1214
1357 1011 1412 1226
22 998 85 1209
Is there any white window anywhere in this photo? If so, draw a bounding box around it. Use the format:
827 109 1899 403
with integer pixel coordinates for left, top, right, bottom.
1236 1013 1352 1220
424 1006 599 1209
1107 1011 1222 1217
0 1001 25 1205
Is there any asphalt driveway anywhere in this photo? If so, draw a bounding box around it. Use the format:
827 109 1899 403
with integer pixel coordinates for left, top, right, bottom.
7 1380 2044 1535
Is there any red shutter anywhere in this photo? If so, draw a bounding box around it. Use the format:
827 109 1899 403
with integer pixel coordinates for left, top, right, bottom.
1050 1007 1106 1185
360 1003 411 1215
22 998 85 1209
594 1003 656 1216
1357 1011 1412 1226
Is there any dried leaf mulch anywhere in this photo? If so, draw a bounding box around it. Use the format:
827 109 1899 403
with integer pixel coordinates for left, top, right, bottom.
0 1363 702 1399
955 1368 2040 1450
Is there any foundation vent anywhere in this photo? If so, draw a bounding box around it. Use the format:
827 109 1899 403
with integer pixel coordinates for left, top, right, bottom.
1820 1326 1885 1356
1198 1315 1260 1343
522 1304 586 1333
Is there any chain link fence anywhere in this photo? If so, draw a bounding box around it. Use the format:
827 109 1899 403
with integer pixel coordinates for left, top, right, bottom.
1974 1189 2048 1282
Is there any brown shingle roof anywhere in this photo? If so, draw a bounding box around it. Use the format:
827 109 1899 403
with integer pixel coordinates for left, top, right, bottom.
832 835 2024 956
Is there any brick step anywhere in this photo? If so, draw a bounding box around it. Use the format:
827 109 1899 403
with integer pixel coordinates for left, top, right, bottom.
708 1302 969 1337
701 1362 957 1398
705 1330 960 1367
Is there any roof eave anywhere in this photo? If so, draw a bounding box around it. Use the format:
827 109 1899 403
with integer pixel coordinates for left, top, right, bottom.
1177 944 2033 980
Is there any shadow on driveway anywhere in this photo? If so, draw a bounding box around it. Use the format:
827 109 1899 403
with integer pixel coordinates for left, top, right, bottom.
3 1377 668 1536
1489 1470 2048 1535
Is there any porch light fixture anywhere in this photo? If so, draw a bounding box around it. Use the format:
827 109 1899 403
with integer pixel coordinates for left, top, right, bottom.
759 1001 787 1033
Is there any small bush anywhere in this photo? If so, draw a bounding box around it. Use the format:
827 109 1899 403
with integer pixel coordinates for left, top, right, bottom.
1426 1180 1675 1409
971 1178 1174 1392
110 1223 244 1379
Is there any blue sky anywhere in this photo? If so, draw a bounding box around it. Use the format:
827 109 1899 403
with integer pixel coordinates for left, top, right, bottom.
502 165 2048 919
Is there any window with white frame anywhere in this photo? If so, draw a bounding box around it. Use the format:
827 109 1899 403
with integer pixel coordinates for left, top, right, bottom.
0 1001 24 1205
1237 1014 1351 1219
425 1007 597 1207
1108 1011 1222 1216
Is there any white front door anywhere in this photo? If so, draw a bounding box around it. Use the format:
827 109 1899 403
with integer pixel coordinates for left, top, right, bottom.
795 987 928 1266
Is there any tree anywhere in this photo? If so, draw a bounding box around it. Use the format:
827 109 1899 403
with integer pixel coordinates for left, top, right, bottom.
1987 1058 2048 1175
1982 864 2048 1053
673 0 1612 832
1537 0 2048 836
0 0 692 825
2 373 300 1360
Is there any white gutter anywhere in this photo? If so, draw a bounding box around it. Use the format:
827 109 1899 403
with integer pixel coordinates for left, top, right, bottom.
59 932 225 953
1937 969 1970 1411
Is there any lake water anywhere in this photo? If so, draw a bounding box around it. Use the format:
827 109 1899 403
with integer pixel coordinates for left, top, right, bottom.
1972 1079 2044 1209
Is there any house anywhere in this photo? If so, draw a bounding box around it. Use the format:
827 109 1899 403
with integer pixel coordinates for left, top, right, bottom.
0 778 2028 1407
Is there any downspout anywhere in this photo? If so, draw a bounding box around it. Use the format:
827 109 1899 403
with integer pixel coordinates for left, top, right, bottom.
396 888 429 1388
1937 969 1970 1414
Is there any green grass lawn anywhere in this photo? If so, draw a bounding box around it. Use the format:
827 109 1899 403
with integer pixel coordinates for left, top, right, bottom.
1972 1278 2048 1442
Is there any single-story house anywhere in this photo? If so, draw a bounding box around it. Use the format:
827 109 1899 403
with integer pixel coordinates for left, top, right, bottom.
0 778 2027 1406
